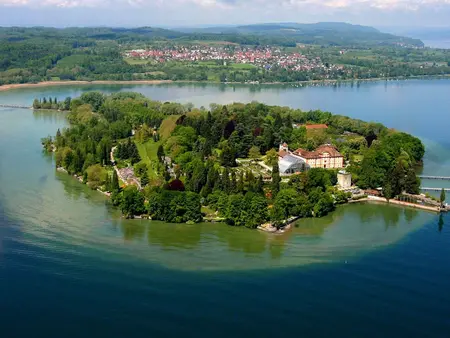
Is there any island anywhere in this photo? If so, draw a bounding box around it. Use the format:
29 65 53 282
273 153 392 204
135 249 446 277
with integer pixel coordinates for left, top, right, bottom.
40 91 436 230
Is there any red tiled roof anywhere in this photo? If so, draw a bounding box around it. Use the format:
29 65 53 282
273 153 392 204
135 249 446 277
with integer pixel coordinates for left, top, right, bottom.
315 144 342 157
293 144 342 159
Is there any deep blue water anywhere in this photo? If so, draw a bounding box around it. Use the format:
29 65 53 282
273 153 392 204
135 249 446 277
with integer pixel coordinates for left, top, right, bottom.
1 80 450 337
2 210 450 338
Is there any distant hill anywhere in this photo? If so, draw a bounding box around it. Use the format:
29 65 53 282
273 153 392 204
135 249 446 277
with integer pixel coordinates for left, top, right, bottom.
0 23 424 48
177 22 424 47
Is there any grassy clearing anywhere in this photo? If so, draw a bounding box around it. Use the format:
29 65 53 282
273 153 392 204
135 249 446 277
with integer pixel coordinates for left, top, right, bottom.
148 71 166 76
57 54 89 67
230 63 257 70
136 140 161 179
124 58 149 65
159 115 180 140
190 40 239 46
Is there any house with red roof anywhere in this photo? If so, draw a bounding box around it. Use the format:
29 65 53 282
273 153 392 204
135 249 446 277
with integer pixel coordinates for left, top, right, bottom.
293 144 344 169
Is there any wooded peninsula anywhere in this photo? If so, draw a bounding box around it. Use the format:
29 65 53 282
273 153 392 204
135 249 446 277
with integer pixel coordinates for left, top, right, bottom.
40 91 425 229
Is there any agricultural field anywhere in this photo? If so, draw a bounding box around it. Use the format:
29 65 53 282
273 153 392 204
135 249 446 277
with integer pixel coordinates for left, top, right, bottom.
57 54 89 67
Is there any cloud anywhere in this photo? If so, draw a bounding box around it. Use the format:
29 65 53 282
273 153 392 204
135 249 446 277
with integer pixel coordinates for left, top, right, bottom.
1 0 450 26
1 0 450 9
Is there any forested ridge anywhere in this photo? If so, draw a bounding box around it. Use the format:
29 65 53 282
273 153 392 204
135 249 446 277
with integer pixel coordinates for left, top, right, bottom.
41 91 424 226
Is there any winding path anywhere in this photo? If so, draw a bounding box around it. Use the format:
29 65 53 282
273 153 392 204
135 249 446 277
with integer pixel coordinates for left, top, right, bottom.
110 146 141 190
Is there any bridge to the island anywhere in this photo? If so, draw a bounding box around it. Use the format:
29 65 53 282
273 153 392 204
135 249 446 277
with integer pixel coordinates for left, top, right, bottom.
420 187 450 192
419 175 450 180
0 104 32 109
418 176 450 192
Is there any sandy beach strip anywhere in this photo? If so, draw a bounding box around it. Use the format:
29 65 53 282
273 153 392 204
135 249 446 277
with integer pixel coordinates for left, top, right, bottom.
0 80 173 92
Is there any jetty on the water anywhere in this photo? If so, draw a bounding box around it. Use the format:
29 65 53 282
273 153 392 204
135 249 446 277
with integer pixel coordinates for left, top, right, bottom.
420 187 450 192
419 175 450 180
0 104 32 109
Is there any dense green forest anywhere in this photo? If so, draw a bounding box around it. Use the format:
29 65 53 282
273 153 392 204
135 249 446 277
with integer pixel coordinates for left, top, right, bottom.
1 26 449 85
41 91 424 226
178 22 424 47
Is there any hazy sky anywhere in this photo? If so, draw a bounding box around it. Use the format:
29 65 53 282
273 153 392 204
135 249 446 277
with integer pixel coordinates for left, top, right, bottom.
0 0 449 27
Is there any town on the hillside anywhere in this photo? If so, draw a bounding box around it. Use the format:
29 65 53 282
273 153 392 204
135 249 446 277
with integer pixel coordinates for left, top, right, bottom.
125 46 345 74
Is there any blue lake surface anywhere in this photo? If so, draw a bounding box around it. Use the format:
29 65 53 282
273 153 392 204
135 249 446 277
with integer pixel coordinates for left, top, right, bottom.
1 80 450 337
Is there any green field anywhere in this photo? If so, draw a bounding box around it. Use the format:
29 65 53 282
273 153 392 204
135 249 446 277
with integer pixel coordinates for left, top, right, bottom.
57 54 89 67
124 58 150 65
136 140 161 179
230 63 257 70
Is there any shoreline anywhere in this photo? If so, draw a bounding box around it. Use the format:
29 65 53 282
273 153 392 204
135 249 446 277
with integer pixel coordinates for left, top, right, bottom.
0 80 173 92
350 196 442 213
1 75 450 92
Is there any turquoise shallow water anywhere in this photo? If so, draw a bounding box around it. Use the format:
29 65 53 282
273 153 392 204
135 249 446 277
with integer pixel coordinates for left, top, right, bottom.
1 80 450 337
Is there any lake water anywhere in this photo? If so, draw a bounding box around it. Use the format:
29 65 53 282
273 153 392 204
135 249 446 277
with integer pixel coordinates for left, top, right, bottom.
423 40 450 49
1 80 450 337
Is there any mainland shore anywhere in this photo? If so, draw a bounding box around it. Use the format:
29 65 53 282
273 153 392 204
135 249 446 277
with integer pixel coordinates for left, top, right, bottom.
0 80 173 92
1 75 450 92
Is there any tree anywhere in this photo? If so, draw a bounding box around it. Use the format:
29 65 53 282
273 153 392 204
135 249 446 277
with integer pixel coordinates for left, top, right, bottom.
291 126 306 148
313 193 335 217
248 145 261 160
306 168 331 191
390 161 406 196
120 186 145 218
164 165 171 182
187 159 207 193
383 182 393 201
134 162 148 177
33 98 40 109
112 170 120 192
440 188 446 206
220 142 236 167
237 170 245 193
271 163 281 197
255 175 264 195
86 164 108 190
404 168 420 194
168 179 185 191
63 97 71 110
246 194 268 228
225 194 243 226
265 148 278 166
157 144 165 162
80 91 105 112
146 190 202 223
140 171 149 187
230 170 237 193
273 188 298 220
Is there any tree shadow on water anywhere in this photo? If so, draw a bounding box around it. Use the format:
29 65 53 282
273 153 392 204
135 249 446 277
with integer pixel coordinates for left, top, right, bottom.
438 213 444 233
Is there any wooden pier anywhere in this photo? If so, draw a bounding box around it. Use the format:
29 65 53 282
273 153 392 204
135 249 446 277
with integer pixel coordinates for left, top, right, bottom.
419 175 450 180
420 187 450 192
0 104 32 109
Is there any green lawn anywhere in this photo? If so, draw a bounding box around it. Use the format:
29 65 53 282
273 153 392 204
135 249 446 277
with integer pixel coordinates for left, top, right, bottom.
230 63 257 70
57 54 89 67
124 58 149 65
136 140 161 179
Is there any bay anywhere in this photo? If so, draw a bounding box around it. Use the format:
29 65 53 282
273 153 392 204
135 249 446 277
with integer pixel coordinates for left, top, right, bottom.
1 79 450 337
